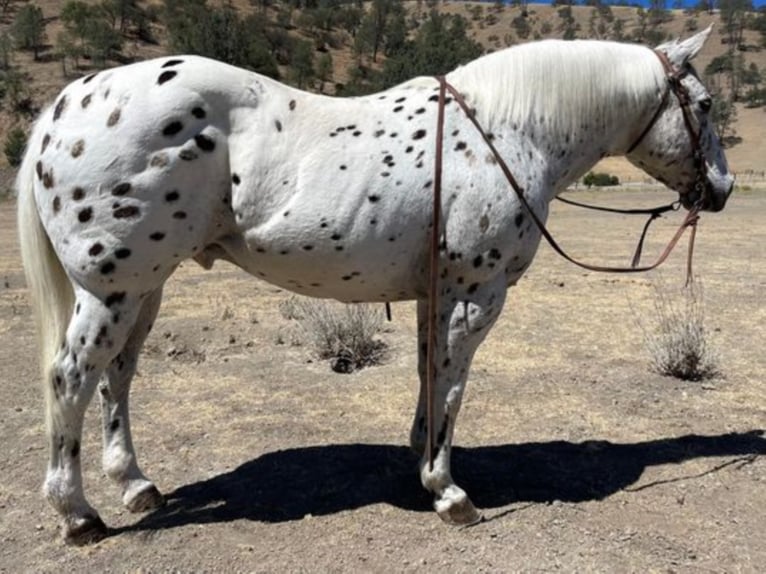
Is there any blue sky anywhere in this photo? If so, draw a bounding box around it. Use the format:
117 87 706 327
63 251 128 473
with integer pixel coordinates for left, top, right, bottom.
518 1 766 7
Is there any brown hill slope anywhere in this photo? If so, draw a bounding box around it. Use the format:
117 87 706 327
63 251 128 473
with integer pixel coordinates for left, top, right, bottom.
0 1 763 182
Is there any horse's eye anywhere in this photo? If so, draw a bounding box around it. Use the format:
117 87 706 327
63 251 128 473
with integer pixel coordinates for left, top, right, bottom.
699 98 712 113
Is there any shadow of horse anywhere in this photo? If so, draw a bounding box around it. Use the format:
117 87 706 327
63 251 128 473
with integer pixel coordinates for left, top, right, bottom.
120 430 764 534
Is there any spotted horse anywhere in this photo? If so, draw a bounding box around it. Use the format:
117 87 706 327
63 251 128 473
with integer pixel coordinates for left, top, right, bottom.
17 28 733 544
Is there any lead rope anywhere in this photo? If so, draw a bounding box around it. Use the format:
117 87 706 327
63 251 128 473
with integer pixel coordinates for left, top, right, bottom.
425 76 448 472
554 195 681 268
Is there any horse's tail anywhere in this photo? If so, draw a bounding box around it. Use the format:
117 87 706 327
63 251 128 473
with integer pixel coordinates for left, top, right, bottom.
17 116 74 401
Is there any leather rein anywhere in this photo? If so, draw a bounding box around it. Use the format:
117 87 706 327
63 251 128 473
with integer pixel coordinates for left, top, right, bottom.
423 50 709 471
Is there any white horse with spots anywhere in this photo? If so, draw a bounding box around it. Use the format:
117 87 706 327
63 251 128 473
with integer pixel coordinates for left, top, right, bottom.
18 29 732 544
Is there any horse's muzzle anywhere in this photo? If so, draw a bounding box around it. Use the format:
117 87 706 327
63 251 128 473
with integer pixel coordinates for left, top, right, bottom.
682 178 734 213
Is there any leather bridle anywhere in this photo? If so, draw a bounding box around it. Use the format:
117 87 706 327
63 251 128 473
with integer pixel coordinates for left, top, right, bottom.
423 50 711 470
626 50 711 211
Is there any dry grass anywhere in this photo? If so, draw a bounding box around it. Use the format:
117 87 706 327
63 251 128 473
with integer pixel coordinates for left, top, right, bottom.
639 278 721 382
280 296 387 373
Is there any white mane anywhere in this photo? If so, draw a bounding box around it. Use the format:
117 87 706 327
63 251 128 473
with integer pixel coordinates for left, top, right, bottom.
448 40 666 141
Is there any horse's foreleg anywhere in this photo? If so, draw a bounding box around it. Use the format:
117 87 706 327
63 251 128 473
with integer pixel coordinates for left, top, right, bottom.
45 289 142 545
99 288 165 513
415 276 507 525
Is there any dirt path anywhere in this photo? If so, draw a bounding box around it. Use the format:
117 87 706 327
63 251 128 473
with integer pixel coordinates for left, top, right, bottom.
1 189 764 572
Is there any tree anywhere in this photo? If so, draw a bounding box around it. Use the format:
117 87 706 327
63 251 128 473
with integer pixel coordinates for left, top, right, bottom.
4 126 27 167
381 12 482 88
60 1 123 68
316 51 333 92
354 0 401 62
0 67 31 114
289 39 315 89
162 1 278 78
0 32 12 70
11 4 45 60
719 0 752 50
55 30 81 76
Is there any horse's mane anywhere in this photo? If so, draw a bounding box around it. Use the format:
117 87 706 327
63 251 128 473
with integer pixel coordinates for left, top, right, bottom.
447 40 666 141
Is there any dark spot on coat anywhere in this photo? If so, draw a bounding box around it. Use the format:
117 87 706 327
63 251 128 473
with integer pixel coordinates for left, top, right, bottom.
158 70 177 85
109 419 120 432
114 248 131 259
105 292 126 307
150 232 165 241
53 95 68 121
172 211 187 219
36 161 43 180
101 261 116 275
467 283 479 294
368 195 380 203
71 441 80 458
81 94 92 109
42 171 54 189
191 107 206 119
78 207 93 223
41 134 51 153
455 141 467 151
162 59 184 68
163 121 183 137
515 212 524 227
107 108 121 127
179 149 198 161
89 243 103 256
374 129 385 138
113 205 139 219
232 174 241 185
72 187 85 201
412 129 427 140
275 120 282 132
83 73 97 84
194 134 215 152
473 255 484 268
489 248 502 260
71 140 85 158
289 99 296 111
52 196 61 213
112 182 131 196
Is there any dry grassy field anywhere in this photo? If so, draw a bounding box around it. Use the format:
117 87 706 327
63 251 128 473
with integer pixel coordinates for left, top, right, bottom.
0 185 763 572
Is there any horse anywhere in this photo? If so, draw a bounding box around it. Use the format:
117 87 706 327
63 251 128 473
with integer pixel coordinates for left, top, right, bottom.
17 27 733 544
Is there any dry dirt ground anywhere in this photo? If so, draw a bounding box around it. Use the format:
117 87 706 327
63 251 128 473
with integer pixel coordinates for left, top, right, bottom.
0 188 764 572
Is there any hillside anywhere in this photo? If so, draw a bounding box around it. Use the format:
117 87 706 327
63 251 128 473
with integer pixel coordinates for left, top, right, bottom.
1 0 764 185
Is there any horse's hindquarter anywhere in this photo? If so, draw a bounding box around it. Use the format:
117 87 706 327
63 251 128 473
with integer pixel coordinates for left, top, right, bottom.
32 56 253 296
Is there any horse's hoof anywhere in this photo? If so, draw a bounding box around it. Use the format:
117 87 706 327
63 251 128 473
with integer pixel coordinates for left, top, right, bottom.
124 482 165 513
435 493 483 526
64 514 108 546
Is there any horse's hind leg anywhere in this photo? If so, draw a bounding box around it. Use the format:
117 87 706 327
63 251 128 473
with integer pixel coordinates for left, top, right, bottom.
412 275 507 525
45 288 144 544
99 288 165 513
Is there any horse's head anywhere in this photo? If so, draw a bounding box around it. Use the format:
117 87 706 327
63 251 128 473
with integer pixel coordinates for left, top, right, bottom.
627 27 734 213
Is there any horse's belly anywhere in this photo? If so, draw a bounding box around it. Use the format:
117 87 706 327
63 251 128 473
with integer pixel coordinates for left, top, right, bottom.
219 217 430 302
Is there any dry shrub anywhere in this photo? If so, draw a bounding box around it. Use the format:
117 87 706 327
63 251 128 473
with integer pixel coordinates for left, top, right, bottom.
282 296 387 373
640 278 720 381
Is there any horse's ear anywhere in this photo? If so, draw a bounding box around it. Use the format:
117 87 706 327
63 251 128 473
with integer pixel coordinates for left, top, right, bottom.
656 25 713 67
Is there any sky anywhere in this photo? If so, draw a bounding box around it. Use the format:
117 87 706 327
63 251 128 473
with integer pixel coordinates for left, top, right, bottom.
516 1 766 8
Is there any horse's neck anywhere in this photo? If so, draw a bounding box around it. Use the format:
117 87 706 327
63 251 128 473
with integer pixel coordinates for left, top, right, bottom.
450 43 661 197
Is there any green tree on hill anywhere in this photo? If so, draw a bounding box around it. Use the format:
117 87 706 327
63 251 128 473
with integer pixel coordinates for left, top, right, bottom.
11 4 45 61
382 12 482 88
